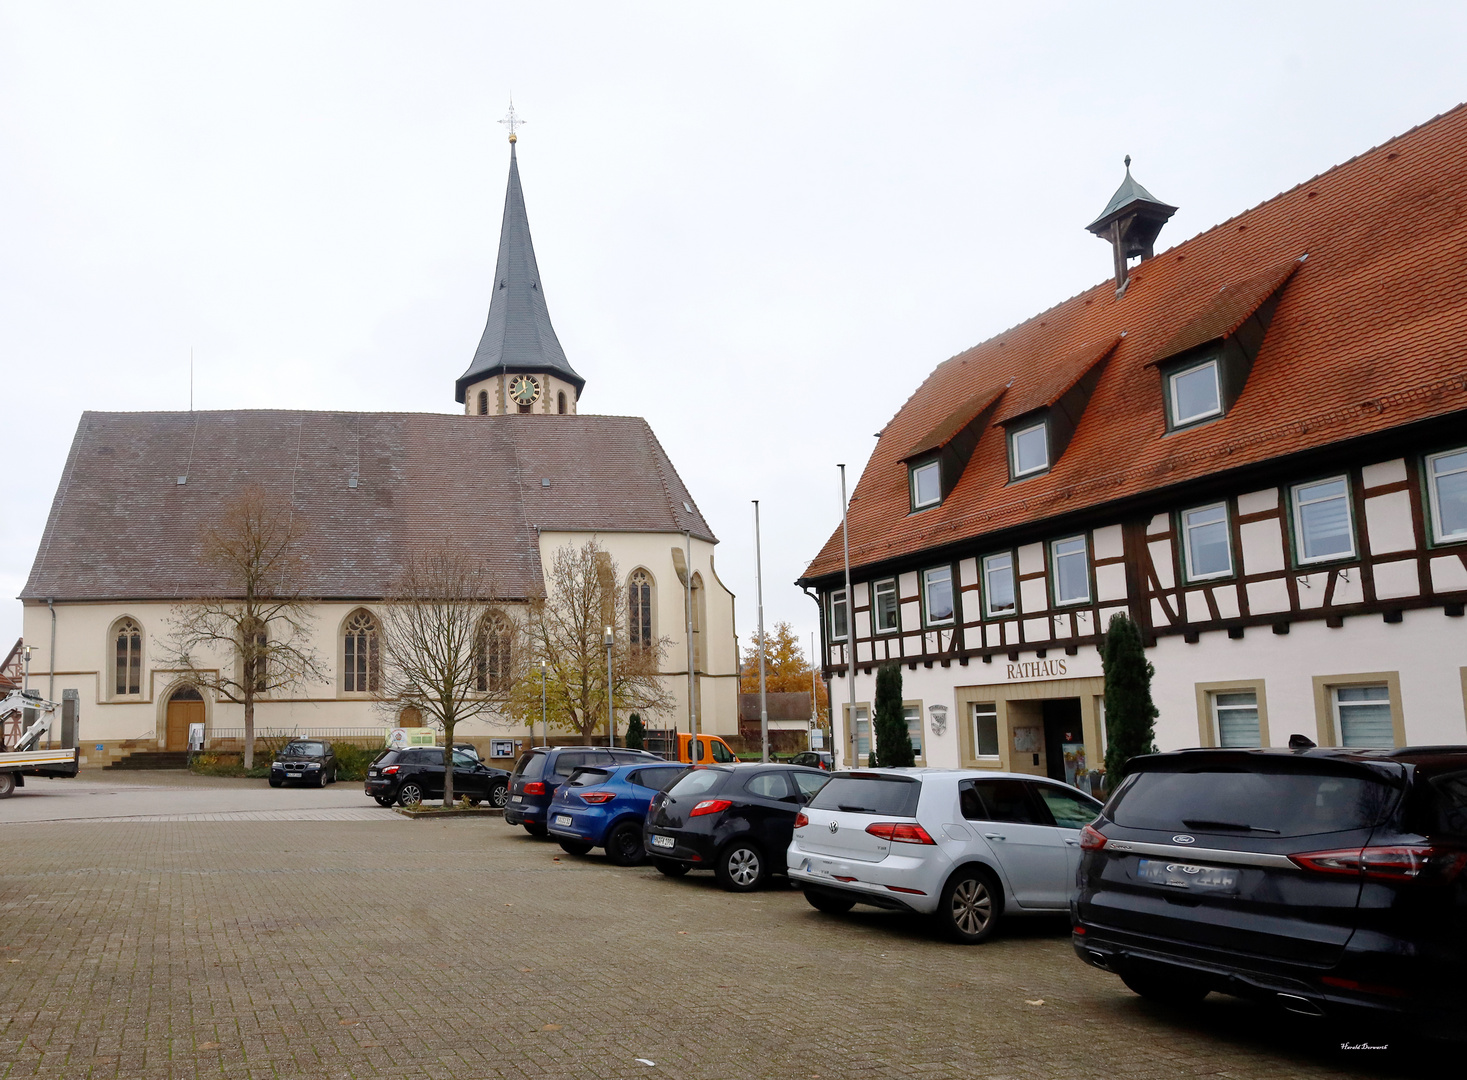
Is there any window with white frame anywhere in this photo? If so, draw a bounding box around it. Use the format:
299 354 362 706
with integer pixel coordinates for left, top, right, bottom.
1333 684 1394 747
923 566 954 624
1009 422 1049 478
1427 448 1467 543
1182 503 1233 580
829 588 849 641
1168 357 1223 427
904 704 923 759
1211 690 1260 747
851 705 871 760
972 703 999 758
982 552 1016 617
911 460 941 509
873 578 899 633
1051 535 1091 605
1292 477 1356 563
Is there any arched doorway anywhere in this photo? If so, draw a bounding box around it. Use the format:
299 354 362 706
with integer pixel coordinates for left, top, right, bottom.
165 685 204 751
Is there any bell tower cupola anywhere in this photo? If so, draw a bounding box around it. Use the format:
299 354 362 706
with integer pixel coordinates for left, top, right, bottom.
1086 156 1178 298
456 102 586 415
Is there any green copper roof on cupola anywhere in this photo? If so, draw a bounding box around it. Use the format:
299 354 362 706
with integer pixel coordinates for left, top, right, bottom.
1086 155 1178 234
456 131 584 404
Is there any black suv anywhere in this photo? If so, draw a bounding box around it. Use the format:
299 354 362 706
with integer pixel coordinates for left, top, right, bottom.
363 747 511 807
1074 744 1467 1032
269 740 337 787
643 763 830 891
505 746 661 836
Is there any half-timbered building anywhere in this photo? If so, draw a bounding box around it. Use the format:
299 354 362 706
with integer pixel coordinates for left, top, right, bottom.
799 107 1467 789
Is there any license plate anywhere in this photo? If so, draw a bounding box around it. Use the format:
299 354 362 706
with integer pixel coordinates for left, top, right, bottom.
368 769 377 777
652 834 675 849
286 772 301 778
511 795 523 803
554 815 573 827
1137 858 1238 891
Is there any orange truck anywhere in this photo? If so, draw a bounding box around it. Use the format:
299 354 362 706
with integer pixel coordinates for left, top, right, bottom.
643 729 739 765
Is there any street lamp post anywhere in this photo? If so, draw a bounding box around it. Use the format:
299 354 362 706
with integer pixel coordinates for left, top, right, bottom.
839 464 856 771
604 626 615 749
753 499 769 763
539 660 547 747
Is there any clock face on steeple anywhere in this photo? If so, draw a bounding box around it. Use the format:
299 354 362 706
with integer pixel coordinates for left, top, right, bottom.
509 375 542 407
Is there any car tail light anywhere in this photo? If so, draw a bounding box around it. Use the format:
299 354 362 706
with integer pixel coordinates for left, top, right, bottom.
1290 844 1467 881
864 822 936 845
578 791 615 804
381 765 399 775
885 884 927 895
690 799 731 817
523 781 546 796
1319 975 1408 998
1079 824 1108 851
794 812 809 829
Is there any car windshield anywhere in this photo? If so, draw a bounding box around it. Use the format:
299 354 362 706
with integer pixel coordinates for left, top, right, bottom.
567 768 613 788
667 769 725 798
809 775 921 817
1110 768 1398 838
282 742 325 757
513 753 547 782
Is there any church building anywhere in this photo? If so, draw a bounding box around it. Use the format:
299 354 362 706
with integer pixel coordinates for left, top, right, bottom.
801 106 1467 788
20 130 739 766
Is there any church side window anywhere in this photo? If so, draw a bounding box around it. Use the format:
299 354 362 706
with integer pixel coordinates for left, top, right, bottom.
628 570 653 650
114 618 142 696
343 610 380 693
558 392 567 414
478 390 489 415
475 612 513 693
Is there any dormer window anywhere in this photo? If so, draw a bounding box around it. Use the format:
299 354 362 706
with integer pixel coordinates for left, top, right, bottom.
1009 421 1049 479
910 459 942 510
1167 355 1223 428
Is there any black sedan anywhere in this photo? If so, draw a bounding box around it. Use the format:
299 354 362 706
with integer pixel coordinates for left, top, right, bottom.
364 746 511 808
269 740 337 787
644 763 830 891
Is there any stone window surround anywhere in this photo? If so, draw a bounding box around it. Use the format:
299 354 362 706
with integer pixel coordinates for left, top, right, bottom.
1310 670 1405 748
1192 678 1271 748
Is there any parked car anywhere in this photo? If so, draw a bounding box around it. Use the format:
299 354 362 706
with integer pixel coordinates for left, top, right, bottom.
363 746 511 807
788 769 1102 943
644 763 830 891
547 761 688 864
1073 744 1467 1032
505 746 662 836
269 740 338 788
789 751 834 771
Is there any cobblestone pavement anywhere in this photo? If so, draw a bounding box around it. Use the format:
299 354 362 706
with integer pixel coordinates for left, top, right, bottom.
0 776 1447 1079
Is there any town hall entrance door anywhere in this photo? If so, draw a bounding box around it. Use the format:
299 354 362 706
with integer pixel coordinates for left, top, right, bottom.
1041 698 1085 788
165 686 204 751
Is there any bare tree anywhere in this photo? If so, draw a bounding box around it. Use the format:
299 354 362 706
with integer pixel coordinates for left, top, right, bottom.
375 547 519 806
158 485 326 769
507 538 674 742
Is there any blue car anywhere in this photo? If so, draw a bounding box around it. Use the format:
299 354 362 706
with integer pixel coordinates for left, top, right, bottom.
547 761 688 865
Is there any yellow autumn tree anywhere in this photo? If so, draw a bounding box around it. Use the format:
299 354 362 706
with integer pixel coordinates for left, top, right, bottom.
739 621 828 722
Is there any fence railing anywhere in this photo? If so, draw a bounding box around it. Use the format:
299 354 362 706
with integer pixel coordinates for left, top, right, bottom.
207 726 391 749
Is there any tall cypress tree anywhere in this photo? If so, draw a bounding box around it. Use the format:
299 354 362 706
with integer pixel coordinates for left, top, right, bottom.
625 712 645 750
873 662 915 768
1102 612 1158 790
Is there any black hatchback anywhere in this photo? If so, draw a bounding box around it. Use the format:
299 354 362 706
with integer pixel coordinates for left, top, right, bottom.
1073 744 1467 1033
363 747 511 808
644 764 830 891
504 746 661 836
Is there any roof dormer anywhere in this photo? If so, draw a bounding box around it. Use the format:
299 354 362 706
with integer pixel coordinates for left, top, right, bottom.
900 384 1007 511
991 336 1122 482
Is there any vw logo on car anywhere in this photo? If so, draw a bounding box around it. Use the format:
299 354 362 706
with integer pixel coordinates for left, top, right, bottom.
828 821 839 834
1172 834 1196 844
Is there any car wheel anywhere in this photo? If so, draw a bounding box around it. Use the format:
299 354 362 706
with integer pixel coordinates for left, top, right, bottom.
268 777 282 788
397 782 426 806
558 839 593 856
489 782 509 809
937 866 1001 944
803 889 855 914
524 823 548 838
715 842 766 892
329 768 337 784
374 795 394 807
0 772 17 798
652 857 689 877
1120 964 1211 1003
317 769 328 788
604 822 647 867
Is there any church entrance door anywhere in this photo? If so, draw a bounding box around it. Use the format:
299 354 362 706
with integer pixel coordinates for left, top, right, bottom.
165 686 204 751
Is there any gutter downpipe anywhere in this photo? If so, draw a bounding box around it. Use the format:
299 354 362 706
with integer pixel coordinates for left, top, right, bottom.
684 531 698 759
839 465 856 772
48 598 57 748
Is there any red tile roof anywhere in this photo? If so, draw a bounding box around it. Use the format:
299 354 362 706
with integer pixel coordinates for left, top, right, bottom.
1146 257 1302 368
803 104 1467 582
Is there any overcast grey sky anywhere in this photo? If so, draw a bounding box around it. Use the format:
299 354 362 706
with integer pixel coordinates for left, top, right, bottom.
4 2 1465 663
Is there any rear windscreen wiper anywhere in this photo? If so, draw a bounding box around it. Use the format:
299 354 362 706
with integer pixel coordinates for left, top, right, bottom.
837 804 877 814
1182 818 1280 834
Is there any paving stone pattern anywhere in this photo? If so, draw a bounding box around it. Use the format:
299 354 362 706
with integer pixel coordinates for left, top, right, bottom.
0 810 1442 1079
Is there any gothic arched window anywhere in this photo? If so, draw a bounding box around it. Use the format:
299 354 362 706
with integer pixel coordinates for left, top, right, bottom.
557 391 567 414
475 611 513 693
478 390 489 415
114 617 142 696
628 570 653 650
342 610 380 693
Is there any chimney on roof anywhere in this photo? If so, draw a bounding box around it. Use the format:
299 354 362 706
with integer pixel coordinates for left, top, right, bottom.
1086 156 1178 297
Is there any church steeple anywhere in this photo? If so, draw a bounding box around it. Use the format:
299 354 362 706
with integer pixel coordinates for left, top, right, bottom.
456 114 585 415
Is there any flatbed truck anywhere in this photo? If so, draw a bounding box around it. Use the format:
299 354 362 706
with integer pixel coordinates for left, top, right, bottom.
0 689 80 798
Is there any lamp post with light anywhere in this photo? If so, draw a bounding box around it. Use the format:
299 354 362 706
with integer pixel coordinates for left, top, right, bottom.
539 659 547 747
604 626 615 749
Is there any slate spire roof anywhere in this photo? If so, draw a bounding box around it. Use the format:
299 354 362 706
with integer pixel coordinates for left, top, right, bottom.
455 142 585 403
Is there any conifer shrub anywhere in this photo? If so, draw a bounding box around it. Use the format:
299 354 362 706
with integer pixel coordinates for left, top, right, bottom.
873 662 915 768
1101 612 1158 791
